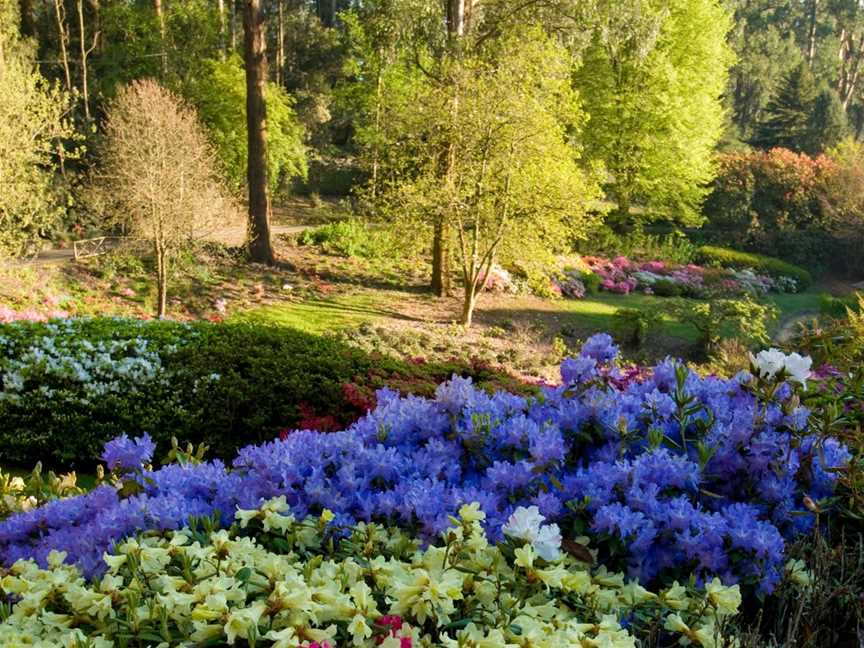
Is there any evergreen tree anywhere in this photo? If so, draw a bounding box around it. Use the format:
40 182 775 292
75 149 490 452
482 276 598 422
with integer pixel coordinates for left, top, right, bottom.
808 86 849 153
754 64 850 154
752 62 817 152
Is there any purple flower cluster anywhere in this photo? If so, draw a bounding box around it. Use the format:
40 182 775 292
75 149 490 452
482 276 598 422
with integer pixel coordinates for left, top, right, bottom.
0 335 849 593
101 433 156 472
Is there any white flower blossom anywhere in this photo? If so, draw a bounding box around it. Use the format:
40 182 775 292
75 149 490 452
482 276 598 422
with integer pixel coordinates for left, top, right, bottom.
502 506 562 561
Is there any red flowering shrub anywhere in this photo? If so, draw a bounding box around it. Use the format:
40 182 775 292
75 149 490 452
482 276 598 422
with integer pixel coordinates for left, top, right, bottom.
704 147 864 274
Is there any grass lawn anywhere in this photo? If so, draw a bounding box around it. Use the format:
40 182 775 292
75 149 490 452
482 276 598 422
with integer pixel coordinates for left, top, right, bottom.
230 292 387 334
765 290 824 320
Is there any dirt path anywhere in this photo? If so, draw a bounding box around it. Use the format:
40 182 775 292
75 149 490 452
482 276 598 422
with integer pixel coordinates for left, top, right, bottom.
3 224 310 268
774 310 820 344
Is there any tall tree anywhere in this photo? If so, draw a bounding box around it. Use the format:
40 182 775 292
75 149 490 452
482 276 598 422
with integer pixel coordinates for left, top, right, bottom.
809 86 850 151
575 0 734 227
244 0 274 264
374 27 600 325
76 0 98 120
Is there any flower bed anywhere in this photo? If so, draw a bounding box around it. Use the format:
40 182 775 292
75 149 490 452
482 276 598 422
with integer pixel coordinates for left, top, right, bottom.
577 255 802 298
0 498 744 647
0 335 847 598
1 333 853 646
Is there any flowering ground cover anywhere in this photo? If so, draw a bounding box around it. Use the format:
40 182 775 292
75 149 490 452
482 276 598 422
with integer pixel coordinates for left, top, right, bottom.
578 256 802 298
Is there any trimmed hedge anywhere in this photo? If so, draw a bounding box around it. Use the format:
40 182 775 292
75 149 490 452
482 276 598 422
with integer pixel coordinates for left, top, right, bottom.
695 246 813 288
0 319 531 467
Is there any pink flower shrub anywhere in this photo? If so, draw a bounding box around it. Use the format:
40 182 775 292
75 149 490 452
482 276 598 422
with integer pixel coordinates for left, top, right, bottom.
641 261 666 273
480 264 518 293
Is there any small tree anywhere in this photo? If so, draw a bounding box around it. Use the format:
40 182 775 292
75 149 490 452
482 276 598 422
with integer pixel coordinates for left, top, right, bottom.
372 28 600 326
99 79 235 317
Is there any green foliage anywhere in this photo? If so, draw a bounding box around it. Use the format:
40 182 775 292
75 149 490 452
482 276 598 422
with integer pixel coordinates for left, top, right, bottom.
0 6 77 258
820 293 862 319
696 245 813 288
613 306 662 348
752 62 818 152
671 296 777 356
574 0 734 226
752 63 849 154
580 270 601 295
298 219 400 260
652 279 684 297
94 0 220 98
0 319 526 466
724 1 803 144
370 26 601 324
577 226 697 264
185 56 307 194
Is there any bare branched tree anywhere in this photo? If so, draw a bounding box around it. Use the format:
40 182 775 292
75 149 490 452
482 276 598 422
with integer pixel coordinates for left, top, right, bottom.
98 79 237 317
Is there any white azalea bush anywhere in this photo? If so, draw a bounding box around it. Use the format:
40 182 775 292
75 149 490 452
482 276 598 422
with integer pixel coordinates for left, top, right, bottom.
0 499 742 648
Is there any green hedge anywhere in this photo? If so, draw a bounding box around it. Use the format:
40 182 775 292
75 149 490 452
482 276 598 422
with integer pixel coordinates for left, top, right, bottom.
695 246 813 289
0 319 530 468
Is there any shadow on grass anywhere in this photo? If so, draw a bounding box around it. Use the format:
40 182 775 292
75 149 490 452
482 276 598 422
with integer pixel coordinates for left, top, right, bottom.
232 293 423 334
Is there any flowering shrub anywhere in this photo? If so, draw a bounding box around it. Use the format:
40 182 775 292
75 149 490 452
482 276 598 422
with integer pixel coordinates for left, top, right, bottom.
0 335 848 598
0 499 743 647
551 268 588 298
0 318 528 465
0 465 84 520
580 255 798 298
479 264 519 293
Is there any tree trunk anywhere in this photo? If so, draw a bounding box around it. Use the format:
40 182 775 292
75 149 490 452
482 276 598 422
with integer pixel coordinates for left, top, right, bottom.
807 0 818 68
244 0 275 265
460 280 476 326
429 0 465 296
218 0 226 57
155 240 168 318
54 0 72 92
431 218 450 296
370 62 383 198
154 0 166 74
446 0 465 37
76 0 91 121
230 0 237 51
277 0 285 86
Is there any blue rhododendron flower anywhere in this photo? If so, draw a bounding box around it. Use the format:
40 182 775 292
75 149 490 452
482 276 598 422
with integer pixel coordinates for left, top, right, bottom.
101 433 156 472
580 333 619 363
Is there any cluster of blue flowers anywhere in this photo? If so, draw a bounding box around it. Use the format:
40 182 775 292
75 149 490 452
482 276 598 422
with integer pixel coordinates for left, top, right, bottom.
0 334 849 593
100 433 156 472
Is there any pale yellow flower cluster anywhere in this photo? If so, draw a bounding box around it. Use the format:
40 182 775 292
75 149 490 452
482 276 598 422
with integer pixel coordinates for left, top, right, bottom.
0 500 742 648
0 466 84 519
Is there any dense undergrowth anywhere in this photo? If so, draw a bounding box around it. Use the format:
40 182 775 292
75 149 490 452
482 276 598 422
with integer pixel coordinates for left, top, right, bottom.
0 318 531 467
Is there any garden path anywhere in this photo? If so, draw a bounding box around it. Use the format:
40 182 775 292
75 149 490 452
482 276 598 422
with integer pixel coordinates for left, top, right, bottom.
3 224 310 268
